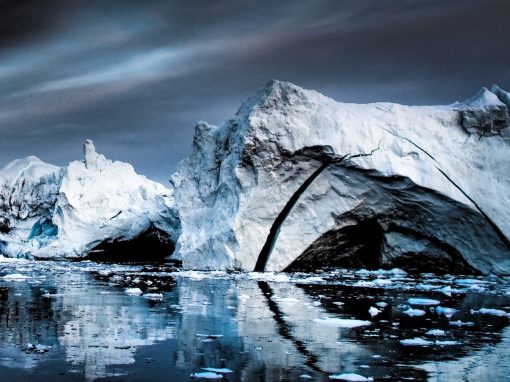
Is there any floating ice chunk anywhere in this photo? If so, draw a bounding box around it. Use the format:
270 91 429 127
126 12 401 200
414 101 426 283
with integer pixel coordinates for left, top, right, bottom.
143 293 163 301
125 288 143 295
195 334 223 339
190 371 223 379
202 368 233 374
329 373 374 381
455 278 483 286
368 307 381 317
471 308 509 317
435 340 459 346
0 255 27 263
299 375 313 379
353 281 375 288
373 278 392 287
2 273 29 281
400 337 433 346
436 306 456 318
403 308 426 316
450 320 475 327
407 298 440 306
426 329 446 336
314 318 371 328
375 301 388 308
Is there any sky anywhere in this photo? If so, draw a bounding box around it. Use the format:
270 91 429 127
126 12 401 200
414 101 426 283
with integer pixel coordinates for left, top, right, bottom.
1 0 510 183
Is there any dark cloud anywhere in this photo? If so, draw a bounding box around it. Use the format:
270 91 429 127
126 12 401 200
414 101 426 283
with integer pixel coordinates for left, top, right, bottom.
1 0 510 182
0 0 77 47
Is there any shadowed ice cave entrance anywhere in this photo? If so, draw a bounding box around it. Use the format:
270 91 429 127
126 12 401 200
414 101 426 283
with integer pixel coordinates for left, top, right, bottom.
86 225 176 263
285 217 480 275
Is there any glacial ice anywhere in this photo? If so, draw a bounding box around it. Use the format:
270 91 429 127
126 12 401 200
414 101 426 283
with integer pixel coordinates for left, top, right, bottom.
2 80 510 275
172 80 510 274
0 140 179 260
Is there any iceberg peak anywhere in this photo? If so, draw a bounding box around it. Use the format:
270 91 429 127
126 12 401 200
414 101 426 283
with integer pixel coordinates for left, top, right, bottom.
462 87 505 108
83 139 107 170
491 84 510 109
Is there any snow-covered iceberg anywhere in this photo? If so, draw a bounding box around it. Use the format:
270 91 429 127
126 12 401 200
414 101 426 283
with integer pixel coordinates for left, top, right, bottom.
0 140 180 259
172 80 510 274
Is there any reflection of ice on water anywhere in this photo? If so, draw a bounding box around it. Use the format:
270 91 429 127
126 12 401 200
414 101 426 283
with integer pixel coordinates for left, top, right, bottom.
173 277 369 378
58 280 177 380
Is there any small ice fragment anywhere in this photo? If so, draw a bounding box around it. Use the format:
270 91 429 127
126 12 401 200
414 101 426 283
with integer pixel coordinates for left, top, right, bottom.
426 329 445 336
35 344 51 353
402 308 426 316
368 307 381 317
375 301 388 308
299 375 313 379
435 340 459 346
455 278 482 286
329 373 374 381
450 320 475 327
407 298 440 306
202 368 232 374
373 278 392 286
400 337 433 346
314 318 371 328
471 308 509 317
312 301 321 306
125 288 143 295
143 293 163 301
436 306 456 318
2 273 28 281
353 281 375 288
190 371 223 379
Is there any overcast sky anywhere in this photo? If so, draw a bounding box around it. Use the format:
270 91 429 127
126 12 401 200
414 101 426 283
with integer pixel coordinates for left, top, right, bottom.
1 0 509 182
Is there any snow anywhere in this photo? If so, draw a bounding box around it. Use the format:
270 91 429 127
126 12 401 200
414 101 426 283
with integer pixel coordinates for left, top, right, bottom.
329 373 374 381
407 298 440 306
172 80 510 274
314 318 371 328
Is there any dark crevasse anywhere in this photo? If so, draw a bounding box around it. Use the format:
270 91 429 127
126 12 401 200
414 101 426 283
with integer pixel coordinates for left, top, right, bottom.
254 146 350 272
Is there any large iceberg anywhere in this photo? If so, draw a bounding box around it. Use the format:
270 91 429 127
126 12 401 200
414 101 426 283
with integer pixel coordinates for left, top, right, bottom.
172 80 510 274
0 140 180 259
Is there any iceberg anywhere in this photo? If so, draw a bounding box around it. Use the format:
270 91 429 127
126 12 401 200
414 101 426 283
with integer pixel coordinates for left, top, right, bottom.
173 80 510 274
0 140 180 260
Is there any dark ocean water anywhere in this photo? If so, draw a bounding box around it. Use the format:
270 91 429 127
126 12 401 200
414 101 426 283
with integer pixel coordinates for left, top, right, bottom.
0 259 509 381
